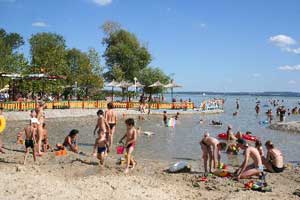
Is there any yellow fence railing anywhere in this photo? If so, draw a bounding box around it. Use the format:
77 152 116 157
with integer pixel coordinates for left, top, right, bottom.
0 101 194 111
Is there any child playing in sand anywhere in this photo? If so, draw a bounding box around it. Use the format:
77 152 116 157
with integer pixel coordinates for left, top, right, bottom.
56 129 79 153
92 130 108 166
119 118 137 173
24 118 38 164
42 123 51 152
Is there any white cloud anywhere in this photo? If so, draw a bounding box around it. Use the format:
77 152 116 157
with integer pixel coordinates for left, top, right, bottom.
278 65 300 71
252 73 261 78
285 47 300 54
32 21 48 27
269 34 296 47
288 80 296 84
92 0 112 6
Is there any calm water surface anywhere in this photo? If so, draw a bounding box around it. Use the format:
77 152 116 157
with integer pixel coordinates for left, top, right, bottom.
3 94 300 164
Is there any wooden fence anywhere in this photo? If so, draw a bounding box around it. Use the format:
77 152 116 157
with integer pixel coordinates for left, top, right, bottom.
0 101 194 111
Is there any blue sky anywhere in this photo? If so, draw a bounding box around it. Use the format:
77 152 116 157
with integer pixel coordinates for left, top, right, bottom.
1 0 300 92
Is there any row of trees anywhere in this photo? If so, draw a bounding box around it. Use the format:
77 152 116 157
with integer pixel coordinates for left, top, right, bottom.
0 21 170 100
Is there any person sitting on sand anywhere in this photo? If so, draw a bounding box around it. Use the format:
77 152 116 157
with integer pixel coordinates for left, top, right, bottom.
94 110 110 151
255 140 264 157
92 130 108 166
262 140 284 173
56 129 79 153
235 139 264 180
163 111 168 126
24 118 38 164
119 118 137 173
226 125 237 141
199 132 222 173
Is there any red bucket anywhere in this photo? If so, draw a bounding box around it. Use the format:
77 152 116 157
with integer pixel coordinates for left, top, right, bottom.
116 145 124 154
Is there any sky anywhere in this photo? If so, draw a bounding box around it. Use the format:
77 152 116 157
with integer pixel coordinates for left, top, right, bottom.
1 0 300 92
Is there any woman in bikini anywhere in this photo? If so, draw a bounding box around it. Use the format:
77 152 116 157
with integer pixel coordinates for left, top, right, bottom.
262 140 284 173
105 102 117 150
35 100 45 156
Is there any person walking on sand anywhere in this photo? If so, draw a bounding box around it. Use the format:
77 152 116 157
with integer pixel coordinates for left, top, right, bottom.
23 118 38 164
92 130 108 166
235 139 264 180
94 110 110 151
262 140 284 173
105 102 117 150
119 118 137 173
163 111 168 126
200 132 222 173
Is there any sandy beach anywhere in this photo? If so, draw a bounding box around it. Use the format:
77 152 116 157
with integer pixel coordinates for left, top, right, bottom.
0 111 300 200
0 146 300 200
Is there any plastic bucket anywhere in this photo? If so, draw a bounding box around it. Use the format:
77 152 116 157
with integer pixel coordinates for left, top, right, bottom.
116 145 124 154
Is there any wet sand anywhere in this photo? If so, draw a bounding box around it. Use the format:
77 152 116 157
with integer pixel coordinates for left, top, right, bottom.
269 121 300 133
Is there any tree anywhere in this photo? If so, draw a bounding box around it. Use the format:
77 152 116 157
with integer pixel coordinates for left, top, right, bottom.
66 48 103 97
87 48 103 76
138 67 170 95
101 21 121 36
102 23 151 82
0 28 27 74
29 32 68 76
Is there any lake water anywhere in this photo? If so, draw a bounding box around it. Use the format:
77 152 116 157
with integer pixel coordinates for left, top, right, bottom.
3 94 300 165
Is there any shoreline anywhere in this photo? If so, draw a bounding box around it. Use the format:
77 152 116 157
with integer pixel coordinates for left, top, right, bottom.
3 108 209 121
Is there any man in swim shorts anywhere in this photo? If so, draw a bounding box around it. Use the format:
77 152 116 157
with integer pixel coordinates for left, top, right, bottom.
235 139 264 180
23 118 38 164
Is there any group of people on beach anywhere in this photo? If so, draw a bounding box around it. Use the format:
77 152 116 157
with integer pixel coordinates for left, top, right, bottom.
200 124 284 180
13 101 138 173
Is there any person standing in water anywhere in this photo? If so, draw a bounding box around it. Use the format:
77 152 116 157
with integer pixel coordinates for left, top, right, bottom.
105 102 117 150
255 103 260 115
236 99 240 110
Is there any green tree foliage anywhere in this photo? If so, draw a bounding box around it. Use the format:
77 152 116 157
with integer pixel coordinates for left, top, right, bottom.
66 48 103 95
0 28 27 74
87 48 103 76
138 67 170 94
29 32 68 75
102 22 151 82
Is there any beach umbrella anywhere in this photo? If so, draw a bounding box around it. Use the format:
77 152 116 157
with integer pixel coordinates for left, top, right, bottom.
164 81 182 100
148 81 165 88
116 81 133 101
106 80 120 102
135 81 145 88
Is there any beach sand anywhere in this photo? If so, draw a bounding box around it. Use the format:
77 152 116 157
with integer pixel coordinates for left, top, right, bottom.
0 145 299 200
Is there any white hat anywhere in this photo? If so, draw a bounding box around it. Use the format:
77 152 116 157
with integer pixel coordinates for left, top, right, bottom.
31 118 40 124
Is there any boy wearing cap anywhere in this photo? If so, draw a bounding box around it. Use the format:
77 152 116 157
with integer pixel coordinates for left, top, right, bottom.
23 118 38 164
235 138 264 180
